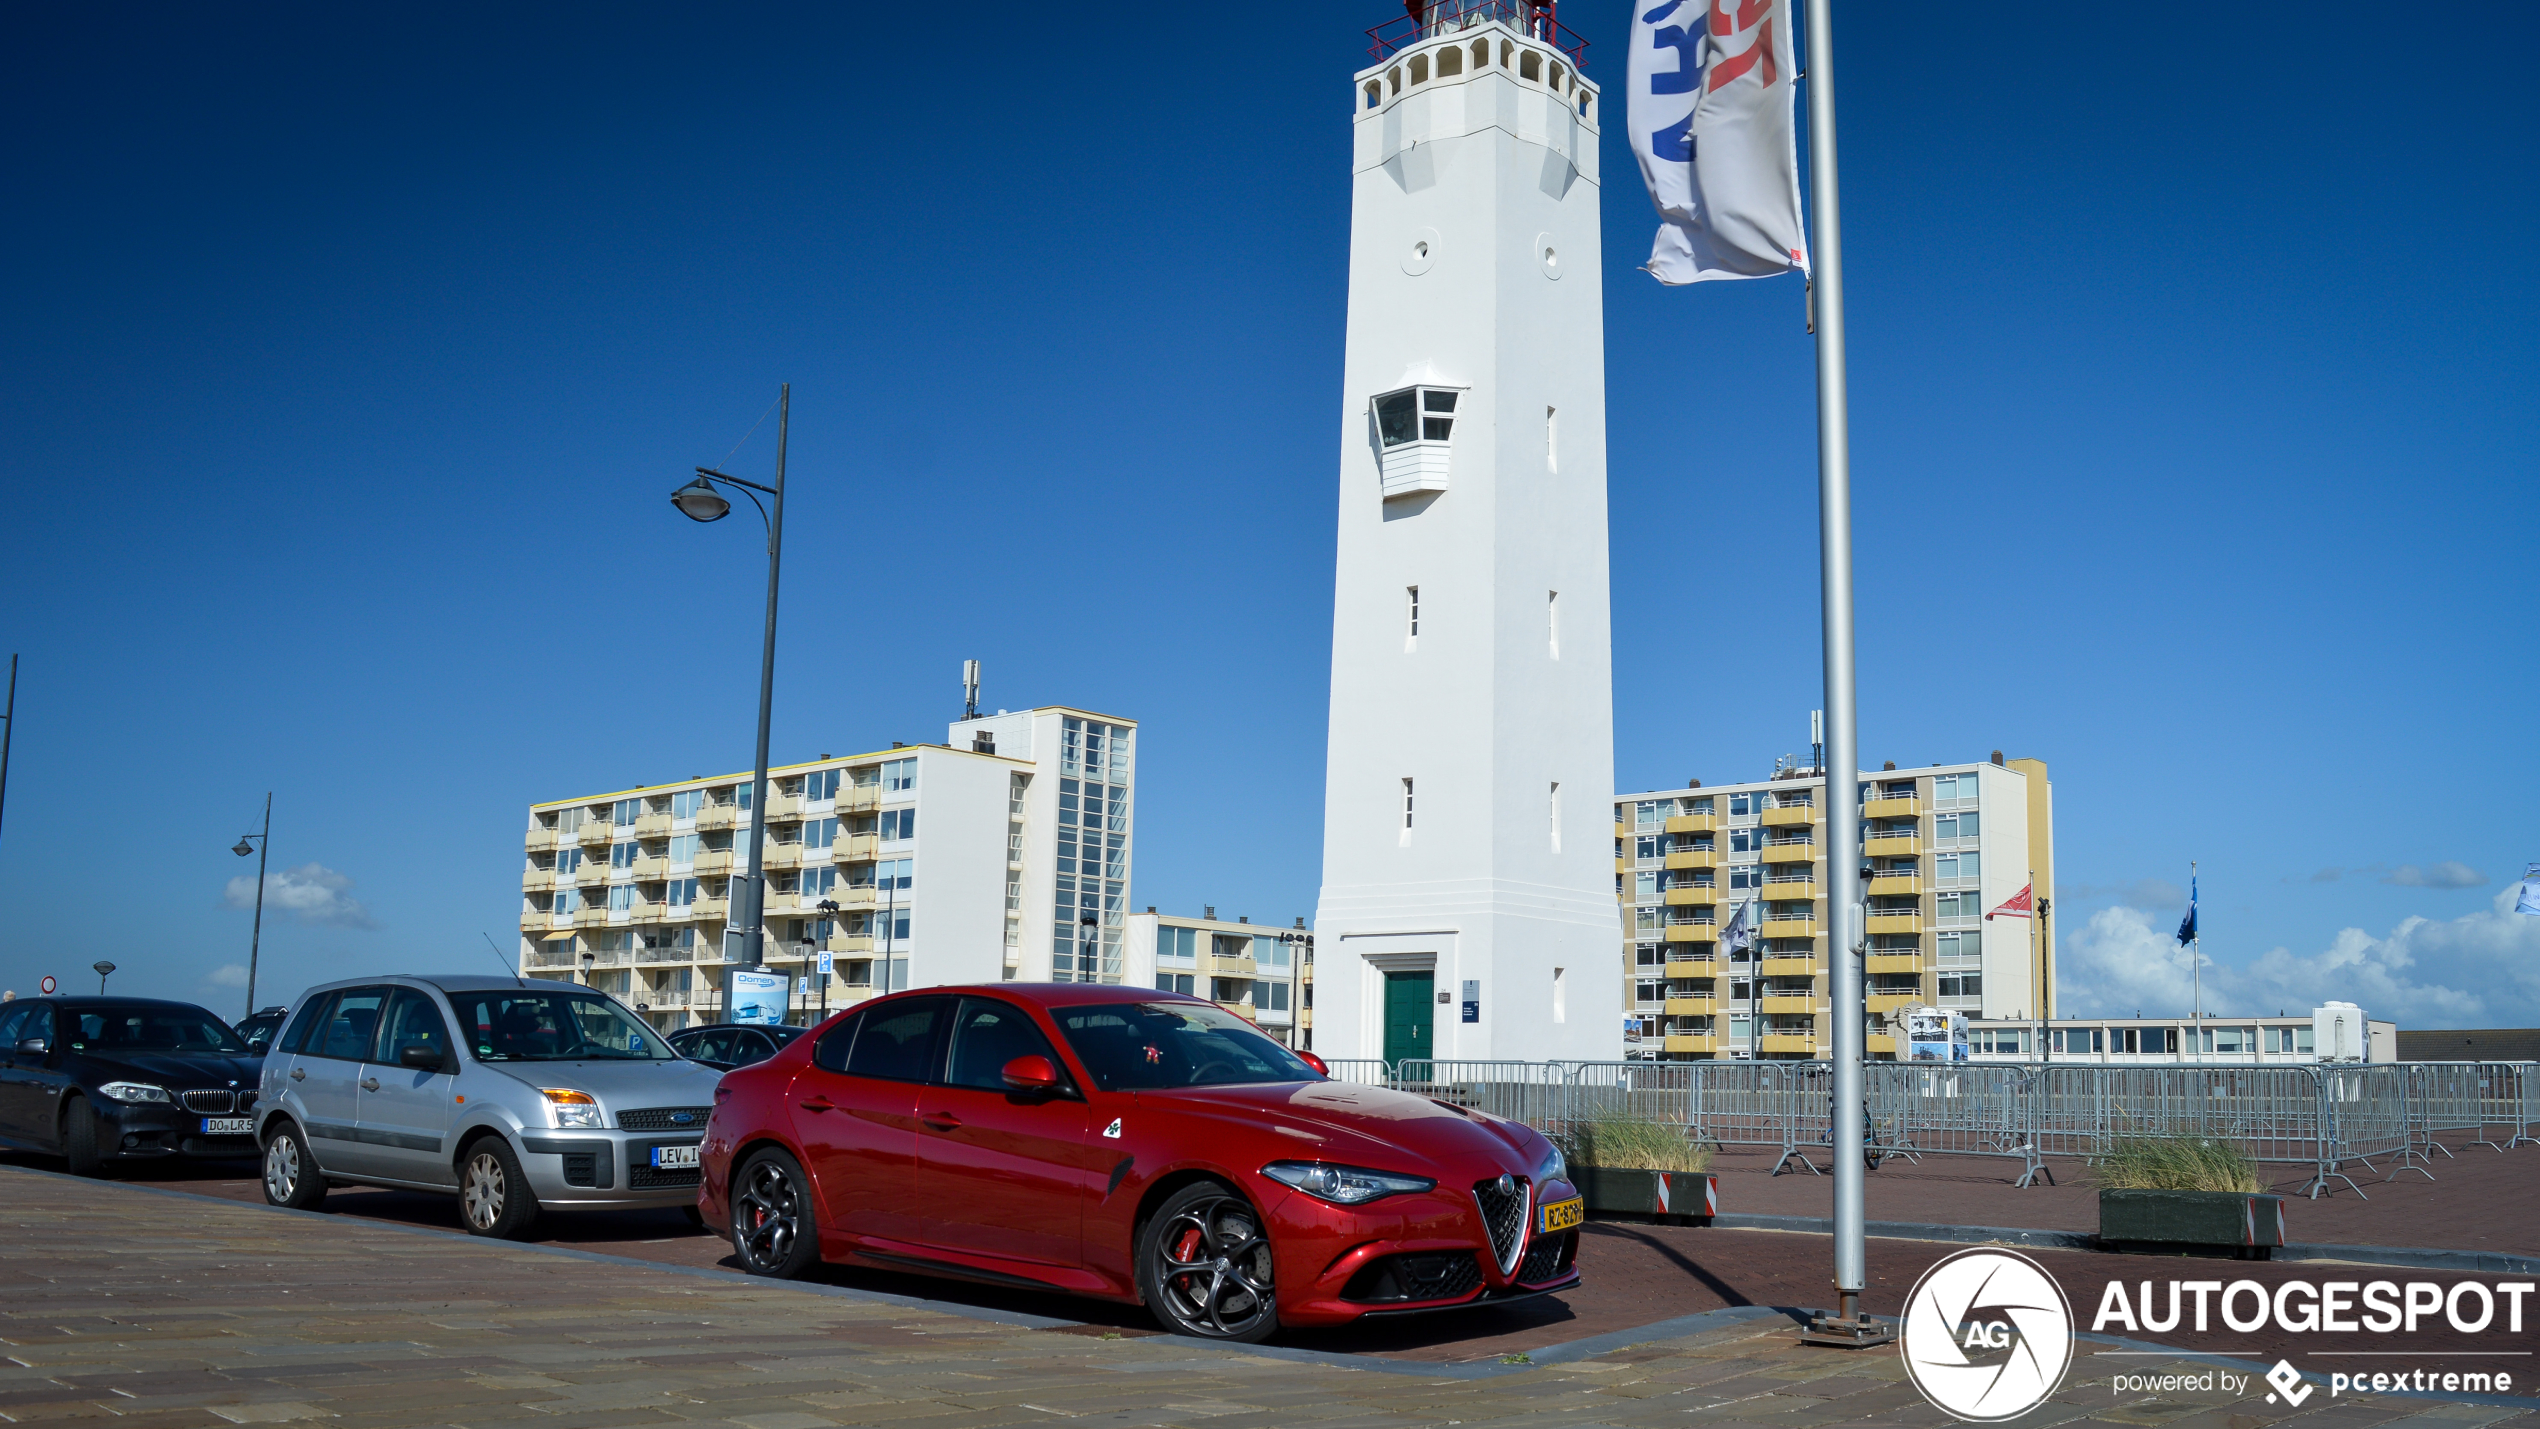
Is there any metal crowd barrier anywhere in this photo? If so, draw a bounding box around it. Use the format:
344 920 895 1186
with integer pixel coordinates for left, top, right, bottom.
1306 1056 2540 1200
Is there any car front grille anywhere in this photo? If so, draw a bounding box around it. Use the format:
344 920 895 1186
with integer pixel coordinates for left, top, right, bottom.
1341 1251 1483 1304
617 1105 713 1132
1473 1177 1530 1276
181 1090 236 1114
1517 1230 1576 1285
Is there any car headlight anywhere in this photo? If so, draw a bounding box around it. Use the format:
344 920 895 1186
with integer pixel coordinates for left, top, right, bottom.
1535 1141 1568 1184
542 1089 603 1129
1261 1160 1436 1206
98 1081 171 1104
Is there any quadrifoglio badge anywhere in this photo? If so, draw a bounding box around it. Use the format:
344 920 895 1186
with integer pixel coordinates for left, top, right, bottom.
1900 1249 2077 1421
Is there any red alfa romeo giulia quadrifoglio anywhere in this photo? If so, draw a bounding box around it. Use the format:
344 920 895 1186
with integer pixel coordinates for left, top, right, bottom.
696 984 1582 1341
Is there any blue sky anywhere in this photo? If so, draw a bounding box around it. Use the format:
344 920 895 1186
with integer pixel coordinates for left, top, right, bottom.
3 3 2534 1028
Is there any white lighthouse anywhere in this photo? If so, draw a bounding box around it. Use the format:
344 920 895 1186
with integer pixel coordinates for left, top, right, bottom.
1312 6 1621 1067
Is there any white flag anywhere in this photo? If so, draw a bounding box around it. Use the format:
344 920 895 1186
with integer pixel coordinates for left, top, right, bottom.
1627 0 1809 284
2517 862 2540 916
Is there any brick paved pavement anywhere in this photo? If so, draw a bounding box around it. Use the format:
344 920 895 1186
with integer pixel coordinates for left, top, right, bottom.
1 1166 2531 1429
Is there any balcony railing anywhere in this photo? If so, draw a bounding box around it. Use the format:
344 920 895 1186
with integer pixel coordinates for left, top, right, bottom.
1367 1 1589 66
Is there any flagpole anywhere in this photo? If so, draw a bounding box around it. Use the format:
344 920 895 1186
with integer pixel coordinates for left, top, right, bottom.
1795 0 1883 1350
2190 859 2200 1061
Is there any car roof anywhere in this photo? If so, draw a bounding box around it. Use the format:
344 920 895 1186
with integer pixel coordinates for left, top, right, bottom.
291 974 600 999
17 996 225 1012
672 1022 805 1038
857 983 1214 1009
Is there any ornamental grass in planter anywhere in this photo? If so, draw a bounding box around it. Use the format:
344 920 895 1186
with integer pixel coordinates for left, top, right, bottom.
2092 1135 2283 1257
1568 1111 1717 1221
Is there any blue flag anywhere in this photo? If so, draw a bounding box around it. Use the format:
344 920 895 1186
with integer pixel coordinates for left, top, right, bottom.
2176 875 2198 945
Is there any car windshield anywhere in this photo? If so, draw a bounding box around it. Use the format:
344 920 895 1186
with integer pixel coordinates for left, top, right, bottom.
448 990 674 1061
67 1005 249 1055
1051 1000 1320 1092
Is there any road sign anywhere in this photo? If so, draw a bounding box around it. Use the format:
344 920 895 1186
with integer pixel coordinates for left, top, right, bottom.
817 951 834 977
39 976 56 995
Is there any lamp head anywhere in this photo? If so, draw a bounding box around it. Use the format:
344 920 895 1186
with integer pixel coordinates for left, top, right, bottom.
233 838 256 857
92 961 115 977
671 476 731 523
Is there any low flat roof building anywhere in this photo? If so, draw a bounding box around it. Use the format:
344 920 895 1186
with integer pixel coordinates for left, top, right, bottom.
1124 910 1314 1049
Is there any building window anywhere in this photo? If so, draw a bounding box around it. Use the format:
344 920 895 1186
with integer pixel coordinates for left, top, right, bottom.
878 808 915 841
1156 972 1194 995
1634 870 1661 899
1406 586 1420 640
1934 811 1981 841
613 799 642 827
1374 386 1458 447
806 769 841 801
1402 778 1415 830
610 841 638 869
1933 771 1980 805
1935 929 1980 963
1935 891 1984 923
805 817 837 850
608 885 637 912
879 758 916 793
1265 983 1289 1012
1936 972 1982 1004
1729 792 1759 817
1158 926 1197 964
671 790 702 821
555 847 583 875
875 858 911 893
1730 827 1762 854
667 879 697 908
1635 979 1663 1008
668 833 699 865
1730 866 1763 890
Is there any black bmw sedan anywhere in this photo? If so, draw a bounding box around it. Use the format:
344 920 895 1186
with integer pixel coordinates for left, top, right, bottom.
0 997 264 1175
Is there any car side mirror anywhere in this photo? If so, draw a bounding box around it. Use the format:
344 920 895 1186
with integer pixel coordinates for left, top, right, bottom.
14 1037 47 1056
1001 1054 1061 1096
398 1042 446 1071
1298 1051 1330 1076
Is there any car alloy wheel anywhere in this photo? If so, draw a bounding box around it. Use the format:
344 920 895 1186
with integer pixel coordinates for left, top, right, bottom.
732 1153 813 1277
1150 1189 1276 1340
463 1150 509 1231
264 1135 301 1203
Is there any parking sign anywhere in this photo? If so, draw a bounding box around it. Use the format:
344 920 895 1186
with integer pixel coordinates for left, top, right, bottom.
817 951 834 977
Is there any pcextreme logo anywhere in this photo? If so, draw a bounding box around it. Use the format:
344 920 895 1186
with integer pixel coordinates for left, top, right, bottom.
1900 1248 2078 1422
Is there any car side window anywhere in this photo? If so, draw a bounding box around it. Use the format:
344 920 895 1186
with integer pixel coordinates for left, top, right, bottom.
314 988 388 1061
811 1012 864 1073
372 989 453 1068
279 995 333 1056
0 1005 27 1047
687 1030 735 1064
20 1005 54 1049
732 1031 777 1067
845 997 949 1082
944 998 1065 1092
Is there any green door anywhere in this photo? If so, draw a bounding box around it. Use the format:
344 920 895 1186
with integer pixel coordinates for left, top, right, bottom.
1382 970 1434 1068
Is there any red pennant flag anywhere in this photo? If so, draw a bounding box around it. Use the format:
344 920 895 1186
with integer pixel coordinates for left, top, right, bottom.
1987 884 2033 920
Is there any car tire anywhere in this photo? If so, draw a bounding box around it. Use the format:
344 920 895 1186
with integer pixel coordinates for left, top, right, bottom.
61 1096 107 1179
729 1148 820 1279
458 1137 541 1240
261 1123 328 1210
1138 1181 1280 1343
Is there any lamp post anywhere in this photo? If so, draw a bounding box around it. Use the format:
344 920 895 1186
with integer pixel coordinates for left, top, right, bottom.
671 384 790 977
230 793 271 1020
93 960 116 994
815 898 841 1020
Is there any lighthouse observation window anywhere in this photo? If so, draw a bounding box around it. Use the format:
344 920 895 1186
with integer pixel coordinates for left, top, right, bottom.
1375 386 1460 447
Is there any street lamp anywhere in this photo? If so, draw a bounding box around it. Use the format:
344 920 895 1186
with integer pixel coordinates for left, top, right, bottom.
93 960 116 994
231 793 271 1020
815 898 842 1020
670 384 790 977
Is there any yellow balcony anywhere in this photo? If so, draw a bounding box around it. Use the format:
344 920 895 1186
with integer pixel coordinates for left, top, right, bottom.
692 898 730 923
634 812 672 837
698 806 738 831
1663 886 1719 906
1867 1033 1896 1055
1867 994 1918 1014
1869 874 1921 897
575 863 611 887
826 934 875 954
1665 813 1717 834
1864 796 1920 819
1663 958 1715 979
1865 834 1921 856
1866 952 1927 974
767 794 804 820
1664 996 1716 1016
633 856 669 881
824 886 879 910
1760 955 1819 977
517 912 544 933
1762 884 1816 904
1665 849 1719 870
524 827 558 852
1761 917 1816 939
1663 1033 1717 1054
1616 857 1632 873
842 833 879 861
1664 923 1716 944
1866 913 1922 935
1761 805 1817 828
693 850 735 876
1760 1034 1819 1053
572 907 610 929
1614 821 1634 838
1760 996 1823 1014
630 905 669 926
575 822 612 847
838 787 879 813
763 846 803 870
521 869 556 893
1760 844 1815 864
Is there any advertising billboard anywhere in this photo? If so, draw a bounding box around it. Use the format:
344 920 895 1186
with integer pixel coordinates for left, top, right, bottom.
729 967 790 1026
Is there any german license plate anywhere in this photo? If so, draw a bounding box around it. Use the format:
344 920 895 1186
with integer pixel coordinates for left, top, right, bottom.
651 1144 700 1170
201 1117 252 1136
1539 1196 1584 1233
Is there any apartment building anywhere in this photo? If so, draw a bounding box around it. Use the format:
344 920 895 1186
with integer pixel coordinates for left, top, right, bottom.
1124 910 1314 1049
518 705 1137 1027
1615 754 2055 1060
1965 1009 2395 1064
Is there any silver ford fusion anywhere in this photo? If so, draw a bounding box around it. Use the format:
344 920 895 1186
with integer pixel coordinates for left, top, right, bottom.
255 974 723 1238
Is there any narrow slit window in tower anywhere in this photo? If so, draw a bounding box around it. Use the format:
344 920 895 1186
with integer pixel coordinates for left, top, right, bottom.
1549 781 1562 851
1406 585 1420 647
1401 778 1415 835
1548 590 1561 658
1546 405 1558 472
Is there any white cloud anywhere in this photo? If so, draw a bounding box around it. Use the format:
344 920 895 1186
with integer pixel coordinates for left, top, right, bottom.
2382 861 2486 889
223 862 379 930
2059 888 2540 1027
204 963 250 989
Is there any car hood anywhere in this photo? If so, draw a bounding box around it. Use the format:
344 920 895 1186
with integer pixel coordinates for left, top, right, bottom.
482 1057 723 1114
73 1050 264 1087
1136 1081 1541 1179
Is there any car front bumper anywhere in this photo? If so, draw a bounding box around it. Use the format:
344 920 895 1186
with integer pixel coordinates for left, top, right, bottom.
513 1131 705 1208
91 1099 262 1161
1266 1174 1584 1327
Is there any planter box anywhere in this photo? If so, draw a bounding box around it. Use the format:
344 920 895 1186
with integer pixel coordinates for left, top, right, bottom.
2098 1189 2285 1259
1574 1167 1717 1224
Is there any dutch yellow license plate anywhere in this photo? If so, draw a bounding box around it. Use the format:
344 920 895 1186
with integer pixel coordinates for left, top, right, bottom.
1539 1196 1584 1233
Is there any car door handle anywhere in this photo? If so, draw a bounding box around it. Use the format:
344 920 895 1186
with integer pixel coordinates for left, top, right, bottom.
290 1067 306 1081
799 1096 834 1113
360 1077 380 1092
920 1112 962 1132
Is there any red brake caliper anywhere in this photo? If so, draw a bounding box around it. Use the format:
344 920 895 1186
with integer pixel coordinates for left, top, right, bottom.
1172 1226 1204 1264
